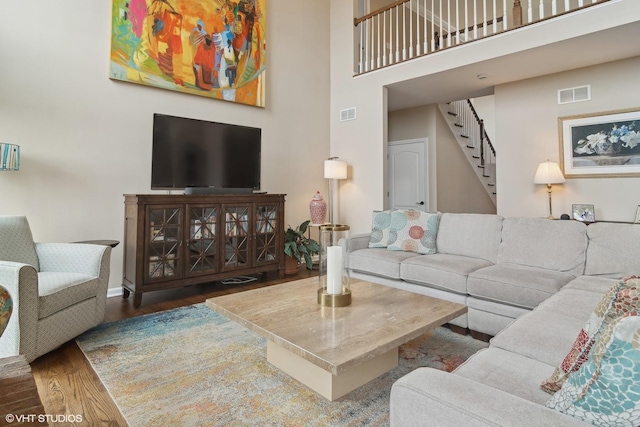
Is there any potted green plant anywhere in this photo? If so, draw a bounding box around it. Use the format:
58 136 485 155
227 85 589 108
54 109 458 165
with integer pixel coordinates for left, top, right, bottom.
284 220 320 273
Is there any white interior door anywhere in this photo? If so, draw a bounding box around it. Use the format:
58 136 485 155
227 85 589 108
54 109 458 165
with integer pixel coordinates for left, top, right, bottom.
388 138 428 211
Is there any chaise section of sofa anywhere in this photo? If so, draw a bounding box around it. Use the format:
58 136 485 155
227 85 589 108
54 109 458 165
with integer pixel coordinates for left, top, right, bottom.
390 271 613 427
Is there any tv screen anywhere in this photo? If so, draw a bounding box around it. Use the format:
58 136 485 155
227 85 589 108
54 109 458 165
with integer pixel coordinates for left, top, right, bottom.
151 114 261 192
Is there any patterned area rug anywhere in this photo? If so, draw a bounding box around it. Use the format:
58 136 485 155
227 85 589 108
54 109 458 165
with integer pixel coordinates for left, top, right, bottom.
76 303 488 426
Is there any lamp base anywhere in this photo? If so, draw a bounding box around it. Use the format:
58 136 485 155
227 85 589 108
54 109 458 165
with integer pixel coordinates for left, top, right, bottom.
317 289 351 307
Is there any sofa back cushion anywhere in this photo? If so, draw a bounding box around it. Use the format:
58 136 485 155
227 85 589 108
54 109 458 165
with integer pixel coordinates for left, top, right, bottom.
585 222 640 278
436 213 503 263
497 217 587 276
0 216 40 271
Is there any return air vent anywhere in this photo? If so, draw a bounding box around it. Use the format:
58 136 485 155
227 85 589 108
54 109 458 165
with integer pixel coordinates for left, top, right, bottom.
558 85 591 104
340 107 357 122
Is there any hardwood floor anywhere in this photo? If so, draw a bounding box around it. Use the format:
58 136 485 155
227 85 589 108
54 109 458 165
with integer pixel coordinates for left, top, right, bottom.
30 268 317 427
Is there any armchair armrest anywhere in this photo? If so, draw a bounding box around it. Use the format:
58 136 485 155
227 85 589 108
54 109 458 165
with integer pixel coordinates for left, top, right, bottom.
0 261 39 359
347 233 371 252
35 243 110 277
390 368 586 427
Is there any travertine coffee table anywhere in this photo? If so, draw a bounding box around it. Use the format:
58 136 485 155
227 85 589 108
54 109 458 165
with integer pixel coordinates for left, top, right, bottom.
206 277 466 400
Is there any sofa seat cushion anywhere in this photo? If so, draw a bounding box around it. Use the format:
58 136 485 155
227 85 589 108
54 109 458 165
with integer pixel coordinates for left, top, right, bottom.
349 248 420 280
562 275 618 295
467 263 575 310
37 272 99 319
497 217 587 277
400 254 493 294
490 288 605 367
454 348 555 405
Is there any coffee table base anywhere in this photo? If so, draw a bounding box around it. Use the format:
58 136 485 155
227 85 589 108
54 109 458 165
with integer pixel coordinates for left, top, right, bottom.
267 341 398 401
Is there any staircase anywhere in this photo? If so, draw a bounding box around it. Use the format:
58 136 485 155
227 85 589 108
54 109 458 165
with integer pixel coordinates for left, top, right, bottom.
439 100 497 206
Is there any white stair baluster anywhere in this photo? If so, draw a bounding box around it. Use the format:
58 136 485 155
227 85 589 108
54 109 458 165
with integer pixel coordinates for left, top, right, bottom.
383 11 387 66
503 0 508 31
409 0 414 58
564 0 570 13
527 0 533 23
395 5 400 63
483 0 487 37
492 0 497 33
377 14 381 69
539 0 545 19
552 0 557 15
423 0 428 53
402 5 407 60
440 0 444 49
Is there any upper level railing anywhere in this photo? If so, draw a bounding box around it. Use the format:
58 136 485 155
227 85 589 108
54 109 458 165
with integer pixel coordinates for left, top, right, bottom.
354 0 611 75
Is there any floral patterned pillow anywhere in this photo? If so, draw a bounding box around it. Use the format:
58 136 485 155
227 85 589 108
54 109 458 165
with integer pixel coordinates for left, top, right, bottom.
541 275 640 394
0 285 12 338
387 210 439 255
368 210 392 248
545 313 640 426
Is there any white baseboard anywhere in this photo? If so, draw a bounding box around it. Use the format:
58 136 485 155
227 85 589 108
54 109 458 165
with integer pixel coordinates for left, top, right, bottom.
107 287 123 298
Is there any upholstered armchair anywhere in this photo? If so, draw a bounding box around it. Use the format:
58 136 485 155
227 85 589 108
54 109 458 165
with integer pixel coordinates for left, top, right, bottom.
0 216 111 362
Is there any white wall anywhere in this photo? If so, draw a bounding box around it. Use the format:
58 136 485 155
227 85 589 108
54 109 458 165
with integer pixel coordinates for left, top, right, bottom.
496 57 640 221
331 0 640 233
0 1 330 290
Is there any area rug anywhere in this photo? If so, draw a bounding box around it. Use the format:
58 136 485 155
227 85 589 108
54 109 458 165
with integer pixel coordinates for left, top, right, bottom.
76 303 488 426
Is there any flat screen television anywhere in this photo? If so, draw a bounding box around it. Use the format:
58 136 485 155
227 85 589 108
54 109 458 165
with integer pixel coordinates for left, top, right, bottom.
151 114 261 193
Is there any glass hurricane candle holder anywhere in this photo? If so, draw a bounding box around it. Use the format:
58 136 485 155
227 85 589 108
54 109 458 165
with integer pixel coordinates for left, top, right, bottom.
318 224 351 307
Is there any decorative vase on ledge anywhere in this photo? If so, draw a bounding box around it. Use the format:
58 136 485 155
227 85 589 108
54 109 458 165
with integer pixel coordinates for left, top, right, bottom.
309 191 327 225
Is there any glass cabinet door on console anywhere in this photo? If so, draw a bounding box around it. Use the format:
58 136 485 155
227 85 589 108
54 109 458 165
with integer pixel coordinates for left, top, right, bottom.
186 205 219 277
255 203 279 266
146 206 183 282
222 204 251 271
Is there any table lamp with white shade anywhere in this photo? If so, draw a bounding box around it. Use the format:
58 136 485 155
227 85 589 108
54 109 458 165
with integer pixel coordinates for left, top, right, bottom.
324 157 347 224
533 160 565 219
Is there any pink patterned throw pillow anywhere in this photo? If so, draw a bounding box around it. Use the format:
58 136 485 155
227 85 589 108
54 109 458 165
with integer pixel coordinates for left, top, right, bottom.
386 210 439 255
540 275 640 394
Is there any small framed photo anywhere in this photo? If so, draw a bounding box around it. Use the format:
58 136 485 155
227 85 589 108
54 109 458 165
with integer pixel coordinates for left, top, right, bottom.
573 204 596 223
635 206 640 224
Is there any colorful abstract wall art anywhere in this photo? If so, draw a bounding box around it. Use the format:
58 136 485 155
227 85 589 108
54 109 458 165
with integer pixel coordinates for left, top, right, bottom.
110 0 266 107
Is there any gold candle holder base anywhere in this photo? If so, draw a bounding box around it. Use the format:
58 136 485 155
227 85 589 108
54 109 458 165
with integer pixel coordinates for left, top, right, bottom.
317 288 352 307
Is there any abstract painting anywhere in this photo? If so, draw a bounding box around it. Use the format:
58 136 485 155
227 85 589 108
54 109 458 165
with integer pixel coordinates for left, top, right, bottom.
110 0 266 107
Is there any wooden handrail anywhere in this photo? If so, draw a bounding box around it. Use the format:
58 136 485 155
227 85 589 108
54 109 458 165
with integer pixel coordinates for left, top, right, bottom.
441 16 504 39
354 0 408 26
466 100 496 157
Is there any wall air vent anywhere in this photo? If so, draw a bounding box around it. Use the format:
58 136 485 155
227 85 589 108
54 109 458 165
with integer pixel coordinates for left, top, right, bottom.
340 107 357 122
558 85 591 104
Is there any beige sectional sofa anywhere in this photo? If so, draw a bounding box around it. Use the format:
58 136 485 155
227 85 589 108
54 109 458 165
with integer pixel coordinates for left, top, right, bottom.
349 213 593 337
347 213 640 425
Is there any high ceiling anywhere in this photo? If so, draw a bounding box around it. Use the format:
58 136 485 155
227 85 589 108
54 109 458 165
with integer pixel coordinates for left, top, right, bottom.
385 20 640 111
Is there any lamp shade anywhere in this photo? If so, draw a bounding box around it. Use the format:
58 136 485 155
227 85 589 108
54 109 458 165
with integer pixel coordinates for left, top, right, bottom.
0 143 19 171
324 159 347 180
533 161 564 185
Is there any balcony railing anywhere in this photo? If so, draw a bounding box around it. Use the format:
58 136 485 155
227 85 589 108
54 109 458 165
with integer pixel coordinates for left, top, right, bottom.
354 0 610 75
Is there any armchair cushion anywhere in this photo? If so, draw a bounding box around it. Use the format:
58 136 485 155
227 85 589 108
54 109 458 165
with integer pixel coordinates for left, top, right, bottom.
38 272 100 319
0 216 39 271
